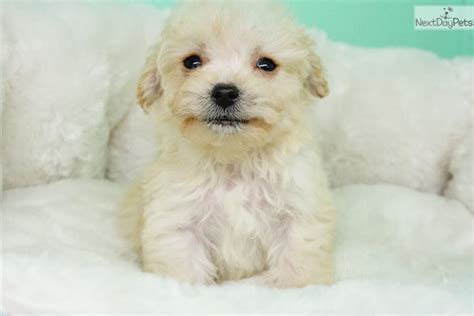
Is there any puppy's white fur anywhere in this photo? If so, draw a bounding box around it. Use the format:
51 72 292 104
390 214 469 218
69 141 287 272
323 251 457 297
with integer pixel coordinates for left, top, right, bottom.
121 1 336 288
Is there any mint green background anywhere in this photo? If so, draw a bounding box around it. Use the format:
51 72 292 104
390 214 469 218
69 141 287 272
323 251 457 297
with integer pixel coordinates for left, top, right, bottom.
137 0 473 58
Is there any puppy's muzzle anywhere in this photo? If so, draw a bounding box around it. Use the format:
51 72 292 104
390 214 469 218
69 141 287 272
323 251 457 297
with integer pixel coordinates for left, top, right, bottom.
206 83 248 133
211 83 239 110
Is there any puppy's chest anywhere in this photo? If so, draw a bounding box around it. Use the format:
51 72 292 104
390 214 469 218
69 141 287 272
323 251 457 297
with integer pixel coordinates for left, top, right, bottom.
199 173 283 277
202 173 283 237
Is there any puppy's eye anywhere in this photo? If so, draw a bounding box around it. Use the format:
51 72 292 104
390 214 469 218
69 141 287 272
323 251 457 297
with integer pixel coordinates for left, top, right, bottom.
256 57 277 72
183 55 202 69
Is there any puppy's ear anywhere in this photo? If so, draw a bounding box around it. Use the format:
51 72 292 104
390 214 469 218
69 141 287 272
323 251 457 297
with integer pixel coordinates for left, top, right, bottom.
305 50 329 98
136 46 162 113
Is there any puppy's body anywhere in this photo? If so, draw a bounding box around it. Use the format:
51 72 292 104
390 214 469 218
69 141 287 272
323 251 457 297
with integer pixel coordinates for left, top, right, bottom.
123 122 335 287
122 1 336 288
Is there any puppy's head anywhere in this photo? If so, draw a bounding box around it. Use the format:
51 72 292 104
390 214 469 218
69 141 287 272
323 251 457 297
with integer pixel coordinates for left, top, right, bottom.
137 1 328 153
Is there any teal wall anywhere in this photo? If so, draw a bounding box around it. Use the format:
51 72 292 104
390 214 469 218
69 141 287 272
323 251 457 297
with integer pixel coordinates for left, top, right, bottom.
141 0 473 58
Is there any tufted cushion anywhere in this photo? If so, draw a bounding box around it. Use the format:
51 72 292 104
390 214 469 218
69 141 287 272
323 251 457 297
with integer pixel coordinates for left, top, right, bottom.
2 4 166 189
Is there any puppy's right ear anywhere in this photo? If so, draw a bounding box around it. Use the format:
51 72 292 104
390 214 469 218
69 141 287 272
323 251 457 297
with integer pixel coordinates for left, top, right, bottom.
136 46 162 113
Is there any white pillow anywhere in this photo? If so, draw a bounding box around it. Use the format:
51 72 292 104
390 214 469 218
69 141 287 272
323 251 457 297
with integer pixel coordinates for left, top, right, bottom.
107 104 157 182
2 4 166 189
313 31 472 209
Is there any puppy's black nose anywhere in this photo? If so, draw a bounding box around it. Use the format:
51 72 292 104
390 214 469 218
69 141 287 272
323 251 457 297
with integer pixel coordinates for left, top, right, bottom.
211 83 239 109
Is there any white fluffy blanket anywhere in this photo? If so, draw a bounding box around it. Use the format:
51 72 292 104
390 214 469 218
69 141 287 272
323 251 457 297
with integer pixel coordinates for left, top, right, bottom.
3 180 473 313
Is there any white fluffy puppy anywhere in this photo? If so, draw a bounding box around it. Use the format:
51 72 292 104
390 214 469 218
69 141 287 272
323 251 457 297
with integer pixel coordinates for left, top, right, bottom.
121 1 335 288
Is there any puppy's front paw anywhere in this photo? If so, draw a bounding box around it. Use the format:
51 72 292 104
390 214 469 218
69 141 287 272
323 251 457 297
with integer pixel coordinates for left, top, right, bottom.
143 261 216 286
141 229 218 286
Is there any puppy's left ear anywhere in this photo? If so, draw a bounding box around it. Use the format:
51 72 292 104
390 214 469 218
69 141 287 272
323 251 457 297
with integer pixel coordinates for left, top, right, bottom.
305 50 329 98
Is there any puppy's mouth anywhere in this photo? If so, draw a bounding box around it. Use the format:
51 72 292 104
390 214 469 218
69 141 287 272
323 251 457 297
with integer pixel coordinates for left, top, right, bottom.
204 116 249 134
206 117 249 126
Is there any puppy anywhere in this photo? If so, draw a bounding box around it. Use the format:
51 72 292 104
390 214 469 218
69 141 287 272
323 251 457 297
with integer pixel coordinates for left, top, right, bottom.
121 0 336 288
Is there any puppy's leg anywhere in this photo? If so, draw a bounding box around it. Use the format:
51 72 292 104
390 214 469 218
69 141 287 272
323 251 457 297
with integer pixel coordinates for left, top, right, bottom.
261 205 336 288
120 181 145 254
141 214 217 285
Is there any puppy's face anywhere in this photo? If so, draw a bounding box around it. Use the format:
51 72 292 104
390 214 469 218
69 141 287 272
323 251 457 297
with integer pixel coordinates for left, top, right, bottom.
137 1 328 152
